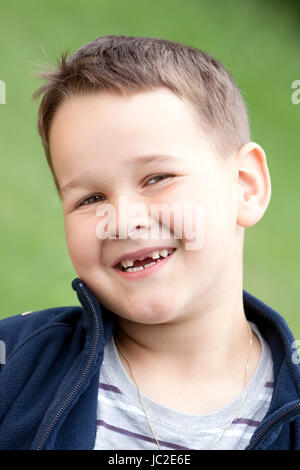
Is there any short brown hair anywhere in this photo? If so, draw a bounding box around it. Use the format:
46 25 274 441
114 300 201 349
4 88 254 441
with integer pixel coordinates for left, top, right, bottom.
32 34 251 195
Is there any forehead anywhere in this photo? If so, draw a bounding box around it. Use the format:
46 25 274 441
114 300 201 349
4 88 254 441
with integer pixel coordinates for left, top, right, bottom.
48 87 217 187
49 87 204 140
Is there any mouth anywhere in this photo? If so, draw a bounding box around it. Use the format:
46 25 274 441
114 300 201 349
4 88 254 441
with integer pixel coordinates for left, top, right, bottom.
113 247 177 279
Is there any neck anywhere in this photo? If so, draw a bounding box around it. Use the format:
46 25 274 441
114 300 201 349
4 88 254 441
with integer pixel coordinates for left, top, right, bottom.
114 288 260 386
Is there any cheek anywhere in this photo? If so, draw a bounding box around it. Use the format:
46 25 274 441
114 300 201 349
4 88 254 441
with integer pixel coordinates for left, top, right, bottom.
160 182 236 269
64 216 100 270
195 195 238 276
153 182 207 250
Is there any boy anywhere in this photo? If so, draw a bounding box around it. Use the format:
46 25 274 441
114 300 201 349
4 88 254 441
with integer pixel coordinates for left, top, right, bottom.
1 34 300 450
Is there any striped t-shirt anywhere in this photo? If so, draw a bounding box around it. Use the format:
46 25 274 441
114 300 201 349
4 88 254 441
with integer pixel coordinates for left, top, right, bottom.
94 321 274 450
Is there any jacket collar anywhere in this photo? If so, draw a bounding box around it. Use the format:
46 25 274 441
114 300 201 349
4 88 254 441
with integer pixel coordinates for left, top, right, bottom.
72 278 300 449
72 278 300 410
243 289 300 409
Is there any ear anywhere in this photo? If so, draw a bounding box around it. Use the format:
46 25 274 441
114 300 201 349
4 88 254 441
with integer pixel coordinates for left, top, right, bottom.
236 142 272 228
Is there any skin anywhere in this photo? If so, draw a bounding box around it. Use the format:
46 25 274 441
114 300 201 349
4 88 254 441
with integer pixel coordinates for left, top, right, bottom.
49 87 271 414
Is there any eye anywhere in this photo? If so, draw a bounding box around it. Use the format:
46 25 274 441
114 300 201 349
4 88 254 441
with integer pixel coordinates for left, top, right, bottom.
77 194 105 207
145 174 173 186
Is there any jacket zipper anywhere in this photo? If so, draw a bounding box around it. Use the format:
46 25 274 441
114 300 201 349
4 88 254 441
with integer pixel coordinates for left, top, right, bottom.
35 282 100 450
247 401 300 449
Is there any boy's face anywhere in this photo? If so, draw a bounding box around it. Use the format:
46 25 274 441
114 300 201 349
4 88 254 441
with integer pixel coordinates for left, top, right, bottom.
49 87 242 323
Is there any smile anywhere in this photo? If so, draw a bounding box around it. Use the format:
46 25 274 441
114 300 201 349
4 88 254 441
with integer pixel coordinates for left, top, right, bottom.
113 248 176 281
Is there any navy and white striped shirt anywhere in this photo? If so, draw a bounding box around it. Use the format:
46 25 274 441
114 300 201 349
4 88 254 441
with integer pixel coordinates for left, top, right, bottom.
94 321 273 450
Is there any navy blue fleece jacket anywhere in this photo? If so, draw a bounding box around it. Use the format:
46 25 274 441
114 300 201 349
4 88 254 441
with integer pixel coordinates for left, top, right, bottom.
0 278 300 450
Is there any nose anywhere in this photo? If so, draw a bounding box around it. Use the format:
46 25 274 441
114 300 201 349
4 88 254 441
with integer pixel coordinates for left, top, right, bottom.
96 194 153 241
116 195 151 240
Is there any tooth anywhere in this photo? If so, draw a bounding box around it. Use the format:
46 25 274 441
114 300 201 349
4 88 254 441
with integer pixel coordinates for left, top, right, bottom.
121 259 134 268
151 251 160 259
127 266 144 272
159 249 169 258
144 262 156 268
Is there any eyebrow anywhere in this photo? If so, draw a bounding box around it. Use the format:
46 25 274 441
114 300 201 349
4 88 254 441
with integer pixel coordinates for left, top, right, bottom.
60 153 183 197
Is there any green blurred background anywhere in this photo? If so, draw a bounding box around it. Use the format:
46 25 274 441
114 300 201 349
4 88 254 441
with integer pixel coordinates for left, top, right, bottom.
0 0 299 336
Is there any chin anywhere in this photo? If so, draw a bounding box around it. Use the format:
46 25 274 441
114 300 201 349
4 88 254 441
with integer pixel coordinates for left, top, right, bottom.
123 302 179 325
